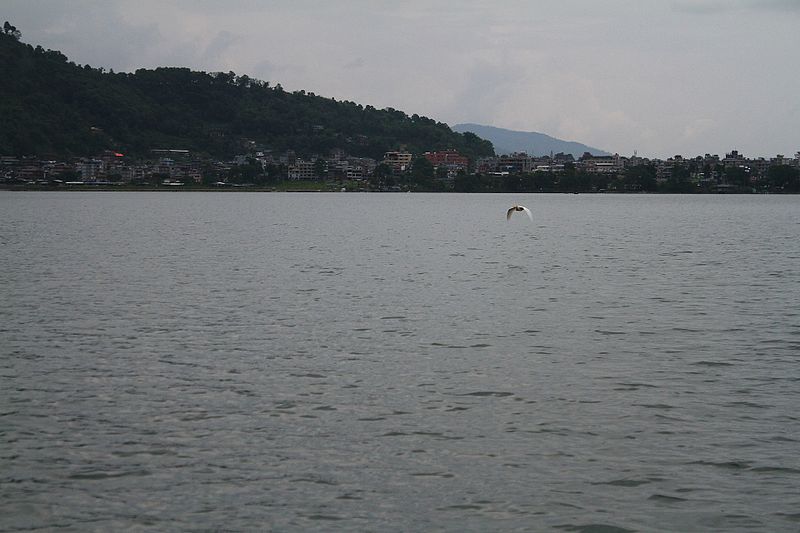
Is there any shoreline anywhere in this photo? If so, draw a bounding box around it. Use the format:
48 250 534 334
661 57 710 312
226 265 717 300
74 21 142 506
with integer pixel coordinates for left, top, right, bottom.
0 185 790 194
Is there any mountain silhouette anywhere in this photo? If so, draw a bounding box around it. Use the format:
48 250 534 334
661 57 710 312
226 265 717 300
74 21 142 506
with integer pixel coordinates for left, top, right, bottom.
452 123 610 158
0 32 493 160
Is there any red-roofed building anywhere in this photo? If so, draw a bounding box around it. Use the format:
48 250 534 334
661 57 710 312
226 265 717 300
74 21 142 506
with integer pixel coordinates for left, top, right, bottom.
423 149 469 171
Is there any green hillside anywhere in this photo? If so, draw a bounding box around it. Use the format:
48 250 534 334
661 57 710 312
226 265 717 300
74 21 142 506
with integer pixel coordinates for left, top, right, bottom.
0 31 493 160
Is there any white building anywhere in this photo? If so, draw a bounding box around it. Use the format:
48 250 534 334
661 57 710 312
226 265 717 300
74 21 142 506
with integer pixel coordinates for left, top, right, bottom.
288 160 315 180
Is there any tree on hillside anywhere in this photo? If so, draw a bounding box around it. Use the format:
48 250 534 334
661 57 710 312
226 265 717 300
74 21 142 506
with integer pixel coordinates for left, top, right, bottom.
410 156 438 190
623 165 657 191
724 167 751 191
313 158 327 179
0 31 497 159
767 165 800 192
662 165 695 193
368 163 394 189
3 21 21 40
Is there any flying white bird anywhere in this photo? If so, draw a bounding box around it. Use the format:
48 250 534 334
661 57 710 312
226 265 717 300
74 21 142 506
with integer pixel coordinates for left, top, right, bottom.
506 204 533 221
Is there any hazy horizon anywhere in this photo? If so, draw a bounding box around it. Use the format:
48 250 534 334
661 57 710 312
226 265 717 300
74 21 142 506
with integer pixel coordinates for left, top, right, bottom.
4 0 799 159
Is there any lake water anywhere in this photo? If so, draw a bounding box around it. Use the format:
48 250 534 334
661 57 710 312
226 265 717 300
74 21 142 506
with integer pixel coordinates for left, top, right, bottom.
1 191 799 532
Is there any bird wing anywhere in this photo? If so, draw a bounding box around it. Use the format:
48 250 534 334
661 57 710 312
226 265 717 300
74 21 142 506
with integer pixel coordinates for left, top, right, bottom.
506 207 514 220
520 206 533 221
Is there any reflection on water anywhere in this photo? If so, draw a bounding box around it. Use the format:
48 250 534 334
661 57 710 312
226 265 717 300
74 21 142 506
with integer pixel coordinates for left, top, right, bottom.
1 192 799 531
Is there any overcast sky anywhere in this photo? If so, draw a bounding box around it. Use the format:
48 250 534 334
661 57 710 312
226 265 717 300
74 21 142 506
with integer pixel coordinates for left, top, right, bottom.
5 0 799 158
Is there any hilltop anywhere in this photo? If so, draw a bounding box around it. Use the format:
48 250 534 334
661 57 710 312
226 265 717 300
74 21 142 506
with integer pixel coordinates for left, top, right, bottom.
0 31 493 160
452 123 609 158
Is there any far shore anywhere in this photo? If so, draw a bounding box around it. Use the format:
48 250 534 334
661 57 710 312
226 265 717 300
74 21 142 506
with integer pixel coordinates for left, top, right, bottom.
1 183 793 194
0 183 338 193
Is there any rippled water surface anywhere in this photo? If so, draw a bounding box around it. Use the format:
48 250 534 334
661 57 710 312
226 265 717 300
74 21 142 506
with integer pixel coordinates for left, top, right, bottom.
1 191 799 531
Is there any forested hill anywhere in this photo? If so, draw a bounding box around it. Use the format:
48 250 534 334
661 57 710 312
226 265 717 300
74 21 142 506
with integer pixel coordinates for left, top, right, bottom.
0 32 494 160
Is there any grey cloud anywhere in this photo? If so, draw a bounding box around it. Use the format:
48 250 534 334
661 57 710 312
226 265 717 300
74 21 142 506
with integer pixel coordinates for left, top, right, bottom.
344 57 365 69
252 59 278 81
3 0 798 157
672 0 800 14
3 0 164 71
745 0 800 11
671 0 736 14
202 31 240 63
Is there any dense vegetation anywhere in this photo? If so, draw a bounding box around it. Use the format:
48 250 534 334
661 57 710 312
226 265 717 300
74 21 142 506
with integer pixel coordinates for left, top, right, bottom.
0 29 494 160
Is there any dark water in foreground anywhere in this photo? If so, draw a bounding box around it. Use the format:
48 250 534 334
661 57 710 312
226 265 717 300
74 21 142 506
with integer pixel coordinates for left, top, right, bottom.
1 192 799 532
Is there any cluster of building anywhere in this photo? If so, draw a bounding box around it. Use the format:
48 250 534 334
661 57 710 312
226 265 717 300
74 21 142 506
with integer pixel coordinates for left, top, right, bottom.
2 146 799 187
1 150 205 185
476 150 800 180
0 147 472 186
288 148 471 181
286 149 377 181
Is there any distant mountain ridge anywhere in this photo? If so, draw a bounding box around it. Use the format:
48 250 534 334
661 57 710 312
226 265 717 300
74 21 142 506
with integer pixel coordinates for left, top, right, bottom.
452 123 610 158
0 32 493 160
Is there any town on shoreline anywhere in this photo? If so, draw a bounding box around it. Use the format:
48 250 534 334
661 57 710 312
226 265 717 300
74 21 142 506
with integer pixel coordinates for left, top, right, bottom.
2 147 799 194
